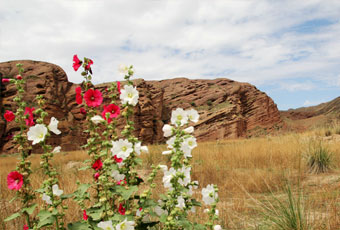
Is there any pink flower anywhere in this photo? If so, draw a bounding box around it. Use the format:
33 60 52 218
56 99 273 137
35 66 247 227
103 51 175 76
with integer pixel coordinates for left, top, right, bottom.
73 55 82 71
75 86 82 105
117 81 121 94
80 108 87 115
4 110 15 122
7 171 23 190
94 172 100 180
83 210 88 221
16 75 22 80
102 104 120 123
23 224 29 230
24 107 35 126
114 155 123 163
84 89 103 107
92 159 103 171
85 59 93 70
117 179 127 185
118 203 126 215
2 78 10 83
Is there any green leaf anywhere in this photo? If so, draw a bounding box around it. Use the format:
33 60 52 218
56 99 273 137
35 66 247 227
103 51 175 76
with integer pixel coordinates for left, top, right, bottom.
191 199 202 207
178 220 193 230
194 223 206 230
67 222 92 230
160 214 167 223
75 184 91 197
23 204 37 215
134 158 143 165
115 186 138 200
78 166 90 171
35 188 45 193
9 196 17 203
37 210 55 228
4 212 21 222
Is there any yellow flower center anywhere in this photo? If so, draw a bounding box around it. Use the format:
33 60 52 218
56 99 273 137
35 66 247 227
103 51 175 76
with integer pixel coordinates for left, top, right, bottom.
188 141 193 146
122 146 127 152
106 227 111 230
177 115 182 120
128 93 133 98
121 223 126 230
39 133 44 139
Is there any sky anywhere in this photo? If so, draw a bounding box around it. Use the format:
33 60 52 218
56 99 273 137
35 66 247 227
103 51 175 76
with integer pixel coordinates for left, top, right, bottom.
1 0 340 110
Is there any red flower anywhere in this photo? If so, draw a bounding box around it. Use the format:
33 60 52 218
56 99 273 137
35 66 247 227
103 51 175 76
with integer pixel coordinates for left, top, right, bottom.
73 55 82 71
83 210 88 221
4 110 15 122
24 107 35 126
80 108 87 115
102 104 120 123
92 159 103 171
113 155 123 163
118 203 126 215
85 59 93 70
23 224 29 230
84 89 103 107
94 172 100 180
117 179 127 185
16 75 22 80
7 171 23 190
75 86 82 104
117 81 121 94
2 78 10 83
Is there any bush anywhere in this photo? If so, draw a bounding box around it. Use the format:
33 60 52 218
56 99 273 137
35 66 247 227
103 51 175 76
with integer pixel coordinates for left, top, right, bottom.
305 140 333 174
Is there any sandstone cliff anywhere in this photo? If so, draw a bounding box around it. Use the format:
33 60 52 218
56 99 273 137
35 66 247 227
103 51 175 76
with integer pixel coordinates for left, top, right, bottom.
0 60 282 154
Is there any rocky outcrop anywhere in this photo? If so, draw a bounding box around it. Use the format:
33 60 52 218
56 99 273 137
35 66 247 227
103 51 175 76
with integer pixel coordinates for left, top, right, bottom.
0 60 282 154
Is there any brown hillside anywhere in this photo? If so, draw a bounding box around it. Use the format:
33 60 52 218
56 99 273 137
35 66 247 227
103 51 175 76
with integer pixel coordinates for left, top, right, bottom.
0 60 282 154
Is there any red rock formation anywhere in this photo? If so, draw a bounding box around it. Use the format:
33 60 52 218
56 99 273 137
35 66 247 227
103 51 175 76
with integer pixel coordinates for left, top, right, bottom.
0 61 282 154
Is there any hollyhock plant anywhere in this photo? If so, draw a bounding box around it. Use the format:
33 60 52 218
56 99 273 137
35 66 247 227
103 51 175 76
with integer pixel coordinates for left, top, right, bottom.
7 171 23 190
114 155 123 163
75 86 83 104
117 81 121 94
85 59 93 70
187 108 200 123
84 89 103 107
83 210 88 221
94 172 100 180
102 104 120 123
2 78 10 83
16 75 22 80
91 115 104 124
24 107 35 126
48 117 61 135
73 54 82 71
97 220 114 230
202 184 218 205
92 159 103 171
118 203 126 215
116 218 135 230
27 124 48 145
23 224 29 230
118 64 129 75
171 108 188 127
4 110 15 122
120 85 139 106
80 107 86 115
162 124 173 137
111 139 133 160
42 193 52 205
52 184 63 196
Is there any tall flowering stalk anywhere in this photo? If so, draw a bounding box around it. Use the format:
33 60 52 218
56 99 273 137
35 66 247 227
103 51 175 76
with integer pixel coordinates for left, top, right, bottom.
4 64 36 228
158 108 222 230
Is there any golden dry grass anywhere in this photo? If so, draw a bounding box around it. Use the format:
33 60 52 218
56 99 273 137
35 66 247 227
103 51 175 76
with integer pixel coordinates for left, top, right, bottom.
1 130 340 229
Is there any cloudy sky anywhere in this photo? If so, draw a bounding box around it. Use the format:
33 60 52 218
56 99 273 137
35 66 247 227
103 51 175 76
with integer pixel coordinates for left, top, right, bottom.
1 0 340 110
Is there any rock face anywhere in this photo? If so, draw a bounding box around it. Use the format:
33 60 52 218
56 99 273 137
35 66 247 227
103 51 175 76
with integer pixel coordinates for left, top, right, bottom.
0 60 282 154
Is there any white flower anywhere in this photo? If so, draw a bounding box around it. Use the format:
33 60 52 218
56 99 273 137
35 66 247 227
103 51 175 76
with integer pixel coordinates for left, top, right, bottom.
183 126 194 134
162 124 173 137
213 225 222 230
52 146 61 153
91 115 104 124
111 170 125 181
112 139 133 160
176 196 185 209
159 165 168 171
162 150 172 155
182 136 197 149
97 220 114 230
181 145 192 158
116 218 135 230
52 184 63 196
202 184 218 205
178 166 191 186
171 108 188 126
120 85 139 106
204 209 209 213
166 136 176 149
215 209 219 216
118 64 129 75
186 109 199 123
154 200 168 216
193 180 199 189
162 167 177 189
42 193 52 205
27 124 48 145
48 117 61 135
141 146 148 153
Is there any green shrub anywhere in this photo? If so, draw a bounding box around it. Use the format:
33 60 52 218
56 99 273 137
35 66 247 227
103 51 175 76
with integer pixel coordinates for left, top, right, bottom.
305 140 332 174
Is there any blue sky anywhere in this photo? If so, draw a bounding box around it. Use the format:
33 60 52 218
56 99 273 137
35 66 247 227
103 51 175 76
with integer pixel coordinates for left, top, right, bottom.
1 0 340 110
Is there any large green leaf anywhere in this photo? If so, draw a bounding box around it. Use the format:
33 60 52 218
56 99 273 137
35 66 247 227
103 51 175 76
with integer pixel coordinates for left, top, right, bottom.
115 185 138 200
37 210 55 228
23 203 38 215
194 223 206 230
67 222 92 230
4 212 21 222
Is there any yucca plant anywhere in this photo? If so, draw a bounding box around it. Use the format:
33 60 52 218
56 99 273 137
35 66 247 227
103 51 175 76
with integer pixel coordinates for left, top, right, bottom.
255 183 311 230
305 140 332 174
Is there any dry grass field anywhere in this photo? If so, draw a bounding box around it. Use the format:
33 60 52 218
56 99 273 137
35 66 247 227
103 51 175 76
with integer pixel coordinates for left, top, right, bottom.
1 129 340 229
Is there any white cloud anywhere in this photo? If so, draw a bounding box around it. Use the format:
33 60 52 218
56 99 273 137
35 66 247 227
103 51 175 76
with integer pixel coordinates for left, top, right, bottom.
0 0 339 90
